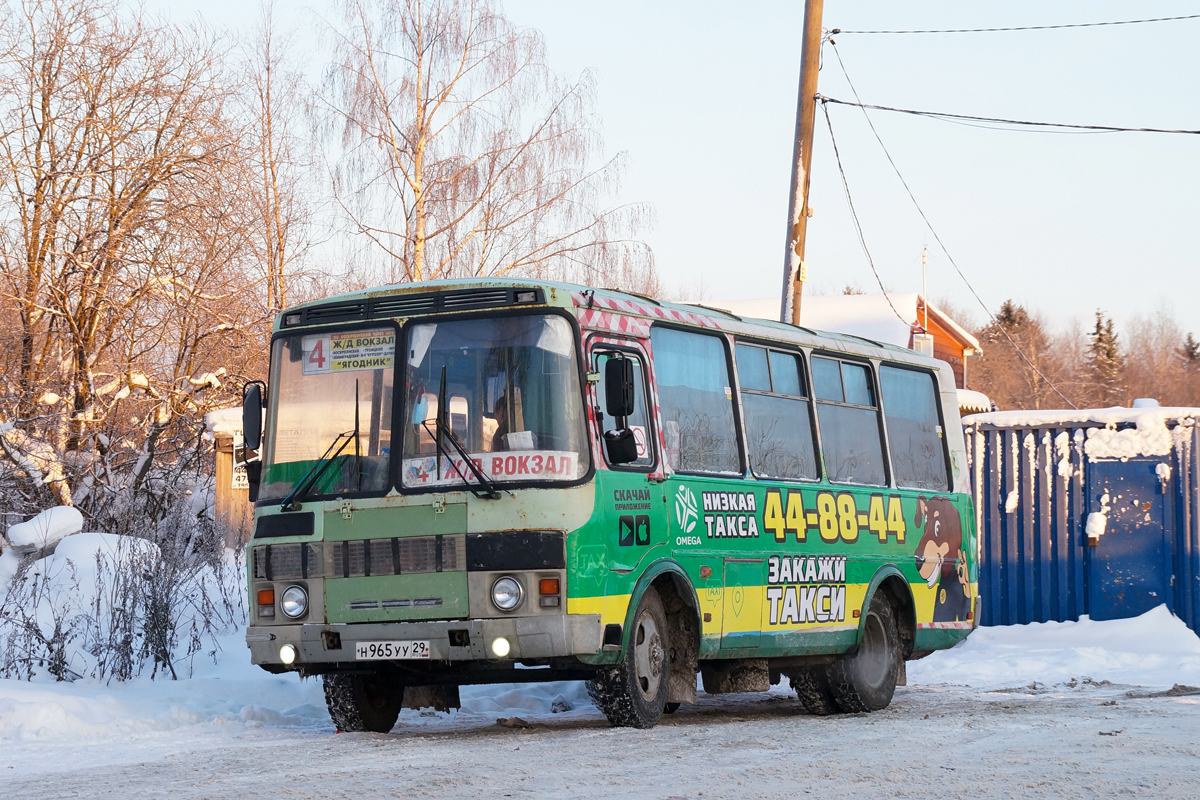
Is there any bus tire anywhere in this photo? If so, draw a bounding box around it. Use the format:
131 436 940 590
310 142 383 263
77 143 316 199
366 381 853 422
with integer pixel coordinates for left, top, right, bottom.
323 672 403 733
789 667 840 716
586 588 670 729
826 593 901 713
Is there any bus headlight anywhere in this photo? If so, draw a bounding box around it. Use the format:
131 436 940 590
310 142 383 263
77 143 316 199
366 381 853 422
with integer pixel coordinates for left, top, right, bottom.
491 576 524 612
280 585 308 618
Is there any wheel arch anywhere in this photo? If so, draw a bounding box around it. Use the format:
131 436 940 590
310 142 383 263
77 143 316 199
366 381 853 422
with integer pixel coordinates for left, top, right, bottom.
858 565 916 659
621 558 701 648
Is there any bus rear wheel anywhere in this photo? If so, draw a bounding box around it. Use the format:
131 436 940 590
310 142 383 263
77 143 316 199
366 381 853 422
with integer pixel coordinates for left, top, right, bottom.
586 587 671 729
826 593 901 713
789 667 840 716
323 672 404 733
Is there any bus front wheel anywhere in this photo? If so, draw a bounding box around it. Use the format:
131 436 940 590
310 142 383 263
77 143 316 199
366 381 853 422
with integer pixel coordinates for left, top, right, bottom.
587 587 671 729
826 593 901 713
323 672 404 733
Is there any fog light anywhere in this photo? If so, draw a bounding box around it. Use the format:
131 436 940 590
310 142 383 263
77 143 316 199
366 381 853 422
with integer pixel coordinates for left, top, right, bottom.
491 637 511 658
280 585 308 619
491 576 524 612
279 644 297 665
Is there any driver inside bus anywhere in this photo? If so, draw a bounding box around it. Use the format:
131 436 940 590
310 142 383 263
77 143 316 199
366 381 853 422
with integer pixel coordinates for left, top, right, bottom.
488 393 509 451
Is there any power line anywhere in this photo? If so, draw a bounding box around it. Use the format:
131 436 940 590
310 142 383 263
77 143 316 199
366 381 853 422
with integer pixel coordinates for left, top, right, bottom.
836 14 1200 35
818 95 1200 136
825 43 1078 409
818 103 909 328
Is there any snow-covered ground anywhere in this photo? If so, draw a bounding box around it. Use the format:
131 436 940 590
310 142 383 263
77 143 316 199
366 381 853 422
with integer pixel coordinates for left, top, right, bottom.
2 606 1198 798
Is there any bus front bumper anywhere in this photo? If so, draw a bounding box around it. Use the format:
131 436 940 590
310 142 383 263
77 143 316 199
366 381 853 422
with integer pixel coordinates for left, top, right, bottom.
246 613 603 667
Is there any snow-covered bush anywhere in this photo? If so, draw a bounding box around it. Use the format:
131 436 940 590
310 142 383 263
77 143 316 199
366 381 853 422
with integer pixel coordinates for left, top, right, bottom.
7 506 84 553
0 500 245 683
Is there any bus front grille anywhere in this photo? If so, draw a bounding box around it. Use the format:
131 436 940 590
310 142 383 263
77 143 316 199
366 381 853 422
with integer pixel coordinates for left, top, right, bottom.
253 534 465 581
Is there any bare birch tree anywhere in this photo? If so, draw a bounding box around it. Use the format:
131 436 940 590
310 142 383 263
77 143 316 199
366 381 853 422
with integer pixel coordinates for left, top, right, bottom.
323 0 653 286
242 1 318 313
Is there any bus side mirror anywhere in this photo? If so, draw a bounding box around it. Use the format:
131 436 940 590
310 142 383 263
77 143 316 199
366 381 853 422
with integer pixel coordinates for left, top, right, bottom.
242 382 264 451
604 358 636 418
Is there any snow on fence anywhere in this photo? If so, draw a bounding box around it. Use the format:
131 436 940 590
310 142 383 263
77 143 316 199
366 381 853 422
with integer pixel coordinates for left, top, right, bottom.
964 406 1200 633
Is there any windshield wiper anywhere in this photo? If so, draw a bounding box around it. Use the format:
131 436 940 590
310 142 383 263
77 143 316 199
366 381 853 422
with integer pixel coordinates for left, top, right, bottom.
420 366 500 500
280 429 356 511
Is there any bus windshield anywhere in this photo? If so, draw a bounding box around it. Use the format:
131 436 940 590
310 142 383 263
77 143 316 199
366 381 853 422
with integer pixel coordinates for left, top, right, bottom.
260 326 397 503
401 314 589 488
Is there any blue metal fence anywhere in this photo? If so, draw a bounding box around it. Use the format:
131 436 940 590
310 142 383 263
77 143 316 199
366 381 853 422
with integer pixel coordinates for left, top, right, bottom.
965 417 1200 632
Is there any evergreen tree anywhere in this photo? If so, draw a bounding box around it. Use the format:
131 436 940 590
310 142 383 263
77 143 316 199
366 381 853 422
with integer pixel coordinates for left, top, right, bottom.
1180 332 1200 369
990 299 1029 332
1088 311 1125 406
973 299 1064 410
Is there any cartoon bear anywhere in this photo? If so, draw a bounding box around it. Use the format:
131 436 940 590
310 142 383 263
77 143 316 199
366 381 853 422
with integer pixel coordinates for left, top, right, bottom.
913 496 971 623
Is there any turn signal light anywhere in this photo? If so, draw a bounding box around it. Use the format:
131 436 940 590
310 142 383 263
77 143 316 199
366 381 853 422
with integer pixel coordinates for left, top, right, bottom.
258 589 275 606
539 578 559 595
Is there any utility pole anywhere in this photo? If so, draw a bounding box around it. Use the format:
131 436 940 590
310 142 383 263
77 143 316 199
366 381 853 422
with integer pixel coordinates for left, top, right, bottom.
779 0 824 325
922 245 929 332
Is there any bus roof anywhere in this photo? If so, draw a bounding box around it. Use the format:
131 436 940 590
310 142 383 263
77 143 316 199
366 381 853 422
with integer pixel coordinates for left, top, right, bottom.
279 277 941 369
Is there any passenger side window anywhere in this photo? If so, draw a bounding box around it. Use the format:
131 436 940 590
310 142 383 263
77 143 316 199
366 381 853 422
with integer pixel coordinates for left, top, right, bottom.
594 350 654 469
879 365 950 491
651 327 741 474
810 356 887 486
735 344 818 481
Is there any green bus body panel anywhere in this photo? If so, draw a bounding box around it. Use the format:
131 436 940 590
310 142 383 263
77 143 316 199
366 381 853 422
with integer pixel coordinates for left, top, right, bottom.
325 573 468 622
323 503 467 541
323 505 471 622
565 468 977 660
913 627 970 651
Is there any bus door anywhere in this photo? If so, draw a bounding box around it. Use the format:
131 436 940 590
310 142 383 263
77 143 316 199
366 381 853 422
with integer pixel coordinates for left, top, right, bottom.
589 340 665 573
721 556 763 654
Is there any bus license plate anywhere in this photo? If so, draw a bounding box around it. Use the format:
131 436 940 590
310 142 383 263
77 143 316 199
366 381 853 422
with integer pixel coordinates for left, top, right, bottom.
355 640 431 660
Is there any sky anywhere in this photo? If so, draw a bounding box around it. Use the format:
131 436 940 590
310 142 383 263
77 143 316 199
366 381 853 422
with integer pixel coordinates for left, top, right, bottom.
143 0 1200 337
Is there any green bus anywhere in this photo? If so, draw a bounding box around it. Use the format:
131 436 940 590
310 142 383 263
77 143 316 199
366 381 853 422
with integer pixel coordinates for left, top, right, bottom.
241 278 977 731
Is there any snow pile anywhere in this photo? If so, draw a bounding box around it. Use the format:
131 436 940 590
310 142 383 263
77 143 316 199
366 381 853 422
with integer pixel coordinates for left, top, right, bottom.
965 405 1199 431
965 406 1197 462
6 506 84 552
205 407 243 437
1083 410 1173 460
1004 489 1019 514
909 604 1200 689
0 629 326 743
1054 430 1074 478
957 389 992 414
1 531 155 590
1086 490 1111 542
0 642 588 743
450 680 589 721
